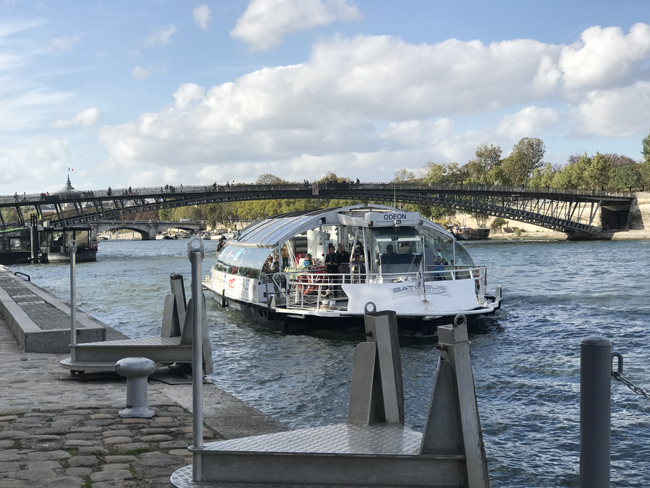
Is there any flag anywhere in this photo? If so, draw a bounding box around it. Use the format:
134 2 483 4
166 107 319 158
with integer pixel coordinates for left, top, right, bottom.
68 167 73 171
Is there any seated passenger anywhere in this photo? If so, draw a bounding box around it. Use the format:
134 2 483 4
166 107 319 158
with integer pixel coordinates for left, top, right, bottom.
432 255 445 279
303 254 314 269
262 256 273 273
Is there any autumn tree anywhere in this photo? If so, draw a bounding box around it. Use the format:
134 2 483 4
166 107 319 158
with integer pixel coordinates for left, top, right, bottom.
392 168 417 182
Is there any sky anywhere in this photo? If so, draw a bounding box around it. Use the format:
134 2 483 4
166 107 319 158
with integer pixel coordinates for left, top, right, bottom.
1 0 650 196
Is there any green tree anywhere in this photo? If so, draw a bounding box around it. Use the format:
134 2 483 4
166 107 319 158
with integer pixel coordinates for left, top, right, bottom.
256 173 285 185
466 143 502 184
501 137 546 186
158 208 175 221
642 132 650 163
528 163 556 188
613 164 642 190
421 162 447 184
584 152 611 190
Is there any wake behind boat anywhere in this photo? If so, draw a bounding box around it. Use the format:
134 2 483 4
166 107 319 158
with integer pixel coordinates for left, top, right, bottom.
202 204 502 332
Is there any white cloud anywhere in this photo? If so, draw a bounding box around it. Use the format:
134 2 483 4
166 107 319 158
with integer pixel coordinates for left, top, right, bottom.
559 23 650 91
132 66 151 80
173 83 205 110
193 4 211 31
54 107 100 128
144 25 177 48
231 0 361 51
26 137 70 163
575 82 650 138
47 35 79 52
97 24 650 184
497 106 561 140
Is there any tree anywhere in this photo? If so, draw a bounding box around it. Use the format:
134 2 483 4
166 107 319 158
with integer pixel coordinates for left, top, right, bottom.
501 137 546 186
421 162 447 184
392 168 416 182
467 143 502 184
584 152 611 190
642 132 650 163
528 163 557 188
256 173 285 185
613 164 642 191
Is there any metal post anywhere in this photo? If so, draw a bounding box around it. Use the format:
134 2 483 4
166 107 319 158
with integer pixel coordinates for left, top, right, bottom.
580 336 611 488
69 240 78 361
188 236 204 481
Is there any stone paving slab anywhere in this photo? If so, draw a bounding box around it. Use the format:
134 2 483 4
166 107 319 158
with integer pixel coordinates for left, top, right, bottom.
0 273 289 487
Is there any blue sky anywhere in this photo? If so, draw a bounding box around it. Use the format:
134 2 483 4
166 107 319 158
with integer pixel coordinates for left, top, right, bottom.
1 0 649 195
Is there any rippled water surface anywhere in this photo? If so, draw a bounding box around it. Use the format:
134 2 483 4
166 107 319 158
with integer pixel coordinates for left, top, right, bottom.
10 238 650 487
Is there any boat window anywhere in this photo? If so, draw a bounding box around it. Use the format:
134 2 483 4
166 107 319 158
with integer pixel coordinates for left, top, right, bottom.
368 227 423 274
215 246 271 280
418 226 475 270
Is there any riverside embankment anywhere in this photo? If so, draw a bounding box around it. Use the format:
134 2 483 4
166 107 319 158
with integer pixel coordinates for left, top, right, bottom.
0 266 287 488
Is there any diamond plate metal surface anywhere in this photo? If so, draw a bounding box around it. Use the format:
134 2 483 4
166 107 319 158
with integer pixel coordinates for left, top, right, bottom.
79 336 183 347
197 423 422 455
171 464 436 488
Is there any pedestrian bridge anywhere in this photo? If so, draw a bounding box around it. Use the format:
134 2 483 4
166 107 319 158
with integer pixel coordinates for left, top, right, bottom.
93 220 205 240
0 182 635 237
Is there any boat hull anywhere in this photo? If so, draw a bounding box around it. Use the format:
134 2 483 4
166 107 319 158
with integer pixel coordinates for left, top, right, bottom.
203 280 500 335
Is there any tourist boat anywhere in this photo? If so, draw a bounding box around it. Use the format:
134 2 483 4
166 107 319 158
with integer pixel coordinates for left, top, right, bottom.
0 224 97 264
202 204 502 332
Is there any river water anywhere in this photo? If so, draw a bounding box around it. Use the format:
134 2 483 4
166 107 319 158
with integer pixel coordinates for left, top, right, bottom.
10 238 650 487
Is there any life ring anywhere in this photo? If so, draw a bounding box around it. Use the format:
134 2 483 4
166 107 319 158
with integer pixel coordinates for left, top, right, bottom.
91 242 98 251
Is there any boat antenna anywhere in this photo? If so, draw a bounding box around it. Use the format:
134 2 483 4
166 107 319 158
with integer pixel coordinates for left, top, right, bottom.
393 182 396 208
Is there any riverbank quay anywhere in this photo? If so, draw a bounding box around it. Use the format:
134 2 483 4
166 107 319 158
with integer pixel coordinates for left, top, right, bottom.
0 267 288 488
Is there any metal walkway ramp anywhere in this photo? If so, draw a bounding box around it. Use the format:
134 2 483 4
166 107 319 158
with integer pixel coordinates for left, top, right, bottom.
171 307 489 488
61 273 213 375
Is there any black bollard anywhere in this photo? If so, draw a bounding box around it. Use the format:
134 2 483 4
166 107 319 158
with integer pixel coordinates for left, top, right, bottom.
580 336 611 488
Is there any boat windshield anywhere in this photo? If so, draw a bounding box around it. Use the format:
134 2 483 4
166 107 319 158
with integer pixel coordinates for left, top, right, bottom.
215 245 272 280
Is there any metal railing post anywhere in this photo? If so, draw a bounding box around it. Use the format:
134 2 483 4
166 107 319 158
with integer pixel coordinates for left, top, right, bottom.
187 236 204 481
69 240 78 362
580 336 611 488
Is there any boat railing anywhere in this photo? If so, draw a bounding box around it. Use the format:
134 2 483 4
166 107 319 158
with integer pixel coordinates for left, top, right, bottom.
275 265 487 310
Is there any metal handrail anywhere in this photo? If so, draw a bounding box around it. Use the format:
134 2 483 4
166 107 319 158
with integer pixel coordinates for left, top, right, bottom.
278 266 487 310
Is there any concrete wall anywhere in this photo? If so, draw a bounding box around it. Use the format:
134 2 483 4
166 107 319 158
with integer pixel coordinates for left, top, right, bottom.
628 192 650 230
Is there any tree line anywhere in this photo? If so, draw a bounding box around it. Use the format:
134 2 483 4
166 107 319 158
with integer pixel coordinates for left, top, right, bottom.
157 133 650 229
395 134 650 192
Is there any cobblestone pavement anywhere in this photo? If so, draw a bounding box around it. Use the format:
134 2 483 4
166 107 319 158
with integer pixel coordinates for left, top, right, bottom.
0 312 222 488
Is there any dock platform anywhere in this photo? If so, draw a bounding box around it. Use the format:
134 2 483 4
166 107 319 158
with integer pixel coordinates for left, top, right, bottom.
0 265 124 352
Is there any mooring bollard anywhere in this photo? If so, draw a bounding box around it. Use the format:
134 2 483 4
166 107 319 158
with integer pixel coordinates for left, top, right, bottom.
115 357 156 418
580 336 611 488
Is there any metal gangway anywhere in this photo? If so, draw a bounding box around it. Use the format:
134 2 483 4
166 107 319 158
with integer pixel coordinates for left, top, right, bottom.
60 241 213 376
172 284 490 487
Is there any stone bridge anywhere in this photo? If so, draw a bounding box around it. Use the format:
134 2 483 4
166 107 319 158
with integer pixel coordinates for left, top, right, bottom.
93 220 205 240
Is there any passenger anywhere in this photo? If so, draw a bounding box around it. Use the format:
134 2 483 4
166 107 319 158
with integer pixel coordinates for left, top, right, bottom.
262 256 273 273
272 256 280 273
216 237 226 253
336 243 350 273
350 253 366 283
385 244 395 255
303 254 314 269
324 244 341 295
281 245 289 270
433 255 445 280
